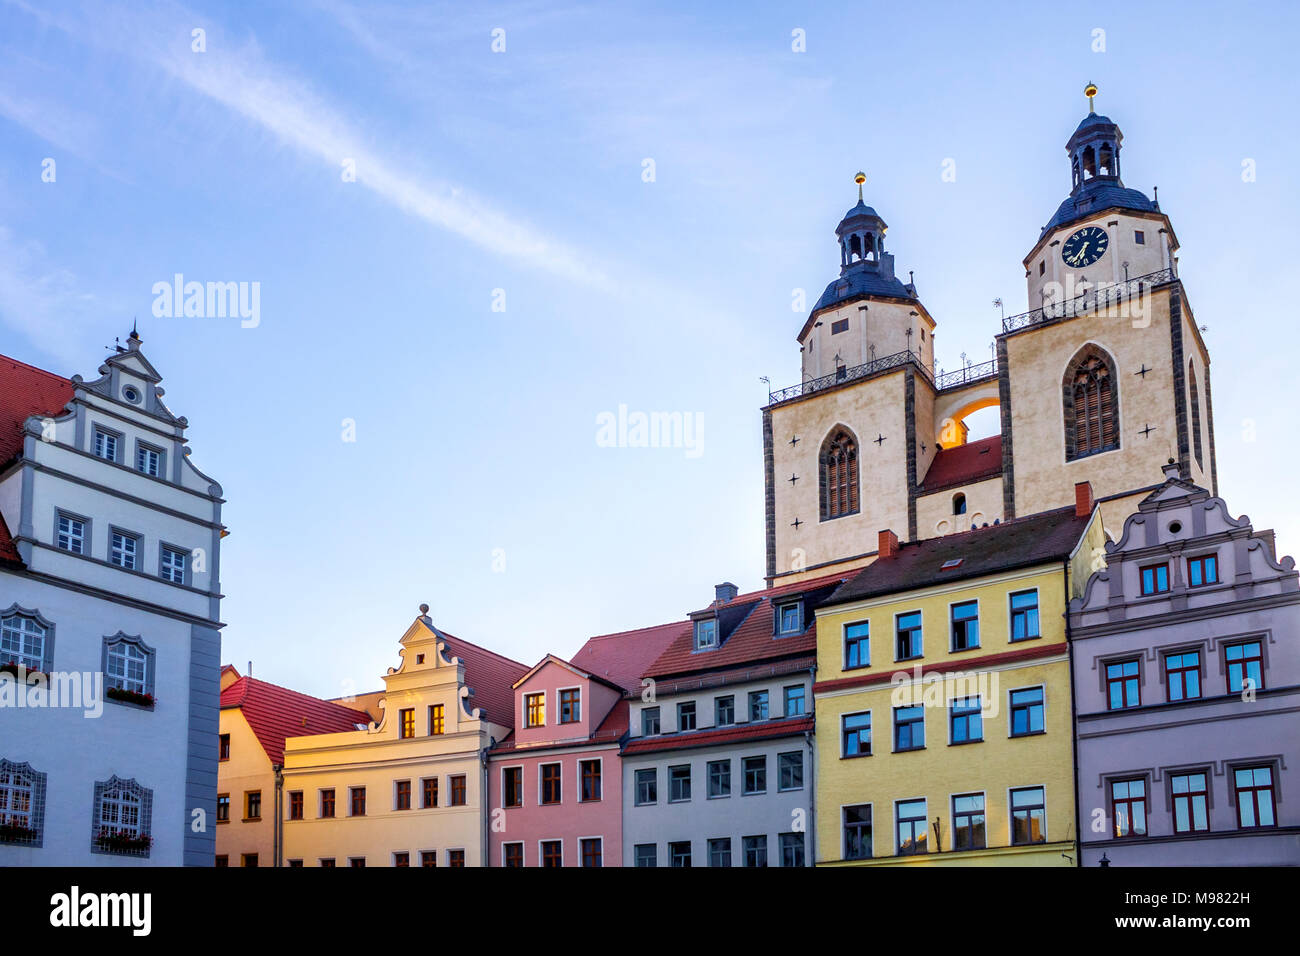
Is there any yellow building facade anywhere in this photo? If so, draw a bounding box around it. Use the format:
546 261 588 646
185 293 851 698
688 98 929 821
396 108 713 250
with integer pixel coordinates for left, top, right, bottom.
813 503 1104 865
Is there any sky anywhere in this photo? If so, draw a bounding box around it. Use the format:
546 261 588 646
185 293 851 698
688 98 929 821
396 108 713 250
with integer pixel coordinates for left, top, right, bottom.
1 0 1297 699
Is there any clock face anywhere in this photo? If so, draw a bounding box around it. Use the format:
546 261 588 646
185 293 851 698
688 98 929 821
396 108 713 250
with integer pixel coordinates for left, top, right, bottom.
1061 225 1109 268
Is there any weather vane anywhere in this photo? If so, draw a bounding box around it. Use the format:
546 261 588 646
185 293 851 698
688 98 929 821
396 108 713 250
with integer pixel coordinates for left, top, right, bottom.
854 170 866 201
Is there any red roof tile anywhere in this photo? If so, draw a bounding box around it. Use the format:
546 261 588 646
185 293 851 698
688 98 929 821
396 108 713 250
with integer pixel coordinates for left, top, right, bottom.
0 353 75 466
436 631 529 727
622 715 814 755
570 620 688 694
643 570 851 680
919 435 1003 493
0 512 22 567
221 675 373 766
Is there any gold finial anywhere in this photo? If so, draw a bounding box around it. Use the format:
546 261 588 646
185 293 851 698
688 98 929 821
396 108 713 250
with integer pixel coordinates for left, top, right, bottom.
854 170 866 201
1084 82 1098 113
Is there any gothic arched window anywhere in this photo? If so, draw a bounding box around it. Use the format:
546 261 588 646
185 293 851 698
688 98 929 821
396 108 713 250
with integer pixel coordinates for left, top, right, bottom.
953 493 967 515
1188 362 1204 472
1064 346 1120 461
820 428 860 520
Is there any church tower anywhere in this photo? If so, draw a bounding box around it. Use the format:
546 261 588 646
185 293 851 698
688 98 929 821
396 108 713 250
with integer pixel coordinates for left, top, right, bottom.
763 87 1216 586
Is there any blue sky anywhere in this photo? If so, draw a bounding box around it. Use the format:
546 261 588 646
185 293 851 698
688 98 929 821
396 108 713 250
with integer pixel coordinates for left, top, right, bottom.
1 0 1296 699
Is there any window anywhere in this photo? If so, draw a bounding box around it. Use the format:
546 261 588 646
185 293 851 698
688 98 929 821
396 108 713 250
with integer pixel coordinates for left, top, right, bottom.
136 443 162 477
742 756 766 795
503 842 523 867
641 707 660 736
216 793 229 823
634 769 656 806
93 428 119 462
1234 767 1276 829
708 838 732 867
502 767 522 808
831 318 849 334
243 853 259 867
580 760 601 802
541 840 562 868
581 837 602 868
634 844 657 867
1009 590 1040 641
428 704 444 735
669 765 691 802
540 765 561 805
1039 259 1045 275
749 690 769 722
821 429 860 519
1165 650 1202 702
160 547 187 584
893 705 925 751
219 734 230 761
1225 641 1264 693
669 841 692 868
707 759 731 798
844 621 870 669
784 684 806 717
1009 687 1045 736
399 708 415 739
447 850 465 867
842 712 871 756
776 602 802 635
245 791 261 821
1187 553 1218 587
677 701 697 732
0 760 46 847
288 791 303 820
952 492 967 515
694 618 718 650
1065 346 1119 460
896 799 927 856
1189 363 1204 471
742 835 767 868
393 852 410 867
349 857 365 868
56 512 86 554
1111 778 1147 837
449 775 466 807
422 777 438 808
349 787 366 817
779 832 805 867
320 858 336 868
215 855 228 867
421 851 437 867
287 859 303 867
895 611 923 660
1171 773 1209 834
559 688 581 723
1010 787 1046 845
395 780 411 811
109 530 139 570
1 611 48 673
1134 230 1145 244
524 692 545 727
778 751 803 791
950 600 979 651
949 696 983 744
953 794 985 850
92 776 152 857
843 804 872 860
320 789 335 818
1140 563 1170 595
715 696 734 726
1106 660 1141 709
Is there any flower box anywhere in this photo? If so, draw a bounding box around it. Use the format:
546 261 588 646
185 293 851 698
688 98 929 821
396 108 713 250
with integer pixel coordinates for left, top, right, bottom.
0 820 39 845
94 828 152 854
106 686 155 708
0 661 46 683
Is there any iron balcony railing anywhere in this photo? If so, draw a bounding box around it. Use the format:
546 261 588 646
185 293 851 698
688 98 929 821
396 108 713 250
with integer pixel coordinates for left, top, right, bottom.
1001 268 1176 333
767 348 931 405
934 358 998 390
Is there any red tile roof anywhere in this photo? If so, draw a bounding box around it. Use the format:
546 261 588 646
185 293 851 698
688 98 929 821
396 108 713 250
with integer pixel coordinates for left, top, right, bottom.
437 630 529 727
643 570 852 680
919 435 1003 493
570 620 688 694
622 715 814 755
0 513 22 567
645 655 816 697
489 699 630 756
220 675 373 766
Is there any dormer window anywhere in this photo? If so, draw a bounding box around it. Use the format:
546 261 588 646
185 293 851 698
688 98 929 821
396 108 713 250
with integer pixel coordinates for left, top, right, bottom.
524 692 545 728
776 602 803 636
93 427 120 463
694 618 718 651
136 443 163 478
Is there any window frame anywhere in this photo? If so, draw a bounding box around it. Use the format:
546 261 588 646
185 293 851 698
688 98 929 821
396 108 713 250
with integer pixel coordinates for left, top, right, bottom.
948 696 983 745
634 768 657 806
54 510 89 555
1224 640 1265 694
844 620 870 670
1009 589 1041 642
524 691 546 728
158 544 189 585
1105 658 1142 710
1163 648 1202 702
892 704 926 752
1009 786 1047 846
1008 685 1046 737
952 792 986 851
777 750 804 792
101 632 156 702
895 610 923 662
706 759 731 799
92 425 123 464
1139 562 1171 596
558 686 581 724
843 803 872 861
134 440 166 478
1109 777 1148 838
1232 765 1277 830
0 605 55 675
501 766 523 809
895 798 928 856
1186 553 1218 588
0 759 47 848
949 599 980 652
579 758 602 803
1170 771 1210 835
668 764 692 803
741 755 767 795
841 710 872 758
108 527 141 571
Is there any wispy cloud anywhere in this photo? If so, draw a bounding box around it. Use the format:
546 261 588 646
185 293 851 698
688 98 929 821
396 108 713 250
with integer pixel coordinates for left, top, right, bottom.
0 226 106 366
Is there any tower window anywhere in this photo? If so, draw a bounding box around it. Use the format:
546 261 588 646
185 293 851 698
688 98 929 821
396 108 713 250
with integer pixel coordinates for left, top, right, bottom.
1188 362 1204 472
820 429 860 520
1064 346 1119 460
1039 260 1045 275
1134 230 1145 245
831 319 849 335
952 493 967 515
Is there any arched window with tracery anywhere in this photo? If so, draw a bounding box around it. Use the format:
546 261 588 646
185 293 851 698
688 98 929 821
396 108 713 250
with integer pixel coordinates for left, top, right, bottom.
1188 362 1204 472
1064 346 1120 461
820 428 860 520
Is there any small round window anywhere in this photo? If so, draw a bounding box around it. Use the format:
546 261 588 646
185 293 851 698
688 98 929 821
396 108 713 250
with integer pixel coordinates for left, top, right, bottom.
1169 520 1183 534
122 386 141 404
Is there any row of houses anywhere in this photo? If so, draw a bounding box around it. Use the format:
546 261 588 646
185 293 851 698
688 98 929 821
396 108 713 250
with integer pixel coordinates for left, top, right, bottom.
215 470 1299 867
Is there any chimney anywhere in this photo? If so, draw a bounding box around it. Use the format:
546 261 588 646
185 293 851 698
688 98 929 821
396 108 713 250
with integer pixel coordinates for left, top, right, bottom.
714 582 739 605
1074 481 1094 518
878 529 899 558
1161 458 1183 481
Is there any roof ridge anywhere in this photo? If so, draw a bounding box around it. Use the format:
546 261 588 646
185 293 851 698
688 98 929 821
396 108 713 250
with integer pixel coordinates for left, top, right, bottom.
439 631 529 671
0 353 74 385
228 674 368 717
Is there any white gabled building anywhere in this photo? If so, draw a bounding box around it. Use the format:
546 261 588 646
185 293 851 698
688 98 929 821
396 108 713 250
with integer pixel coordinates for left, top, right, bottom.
0 329 225 865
